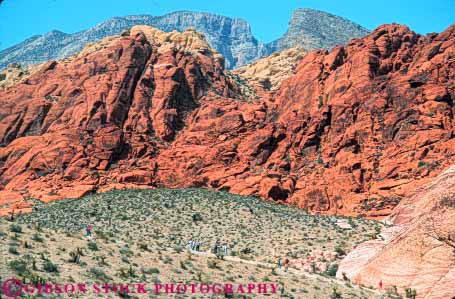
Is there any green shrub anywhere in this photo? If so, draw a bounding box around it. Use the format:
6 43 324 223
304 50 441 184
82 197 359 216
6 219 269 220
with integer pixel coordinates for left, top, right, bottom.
31 233 44 243
405 288 417 299
10 224 22 233
173 245 184 254
88 242 98 251
334 246 346 257
69 248 84 264
119 247 133 257
138 243 149 251
119 265 137 279
90 267 111 282
9 246 19 255
144 267 160 274
331 287 342 299
9 259 28 275
192 213 203 222
207 259 219 269
325 264 339 277
43 260 58 273
120 255 129 264
26 273 46 285
118 290 132 299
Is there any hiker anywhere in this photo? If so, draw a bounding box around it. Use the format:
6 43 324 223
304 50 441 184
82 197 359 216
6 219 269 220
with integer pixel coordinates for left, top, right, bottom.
379 280 383 290
283 258 290 272
195 240 201 252
212 240 218 254
217 240 223 255
223 243 229 255
86 224 92 238
9 209 15 222
188 239 194 250
277 258 282 269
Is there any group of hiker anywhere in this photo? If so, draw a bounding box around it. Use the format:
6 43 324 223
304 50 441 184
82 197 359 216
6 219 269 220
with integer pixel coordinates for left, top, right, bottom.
276 258 290 272
187 239 202 251
212 239 229 256
186 239 230 256
81 225 380 287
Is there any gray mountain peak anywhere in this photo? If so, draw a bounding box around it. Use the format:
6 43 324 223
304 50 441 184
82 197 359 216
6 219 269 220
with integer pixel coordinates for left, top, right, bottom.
267 8 370 52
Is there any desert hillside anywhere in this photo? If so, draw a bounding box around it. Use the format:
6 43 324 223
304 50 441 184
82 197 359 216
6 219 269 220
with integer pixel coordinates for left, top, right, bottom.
0 3 454 298
1 188 386 299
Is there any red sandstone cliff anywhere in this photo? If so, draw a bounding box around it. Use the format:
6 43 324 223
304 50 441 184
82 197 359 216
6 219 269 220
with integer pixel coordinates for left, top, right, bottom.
0 24 454 218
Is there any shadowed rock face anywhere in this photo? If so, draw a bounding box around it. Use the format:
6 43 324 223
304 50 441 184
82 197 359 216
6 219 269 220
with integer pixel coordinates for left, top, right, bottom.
0 24 455 220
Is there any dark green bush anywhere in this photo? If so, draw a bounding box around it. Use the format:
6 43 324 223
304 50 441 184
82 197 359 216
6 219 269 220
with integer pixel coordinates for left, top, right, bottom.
43 260 58 273
9 259 28 275
88 241 98 251
10 224 22 233
325 264 339 277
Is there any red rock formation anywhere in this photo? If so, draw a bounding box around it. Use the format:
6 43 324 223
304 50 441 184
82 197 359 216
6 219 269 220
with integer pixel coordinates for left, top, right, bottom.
337 165 455 299
0 24 454 217
272 24 455 217
0 27 236 213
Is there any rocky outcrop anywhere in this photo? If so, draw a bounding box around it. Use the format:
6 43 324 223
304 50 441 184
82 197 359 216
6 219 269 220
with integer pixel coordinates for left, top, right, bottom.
270 23 455 217
149 11 268 68
0 9 369 70
0 63 41 90
232 48 306 90
0 26 236 211
337 165 455 299
0 23 454 219
267 8 370 53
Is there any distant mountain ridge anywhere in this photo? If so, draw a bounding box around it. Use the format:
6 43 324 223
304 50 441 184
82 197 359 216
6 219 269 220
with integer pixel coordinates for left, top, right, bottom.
0 9 369 70
267 8 370 53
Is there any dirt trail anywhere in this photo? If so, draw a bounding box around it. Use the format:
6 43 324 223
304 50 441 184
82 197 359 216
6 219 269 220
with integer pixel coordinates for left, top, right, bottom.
190 250 384 297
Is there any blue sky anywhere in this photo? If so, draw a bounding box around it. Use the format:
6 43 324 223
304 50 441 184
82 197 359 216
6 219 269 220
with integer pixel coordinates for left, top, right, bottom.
0 0 454 50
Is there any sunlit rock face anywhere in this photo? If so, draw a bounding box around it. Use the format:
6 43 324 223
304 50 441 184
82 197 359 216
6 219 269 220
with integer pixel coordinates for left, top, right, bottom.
0 24 454 222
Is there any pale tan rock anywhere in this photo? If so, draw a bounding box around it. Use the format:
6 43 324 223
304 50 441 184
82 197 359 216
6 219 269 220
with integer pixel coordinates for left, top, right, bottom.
0 63 42 90
233 48 306 90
